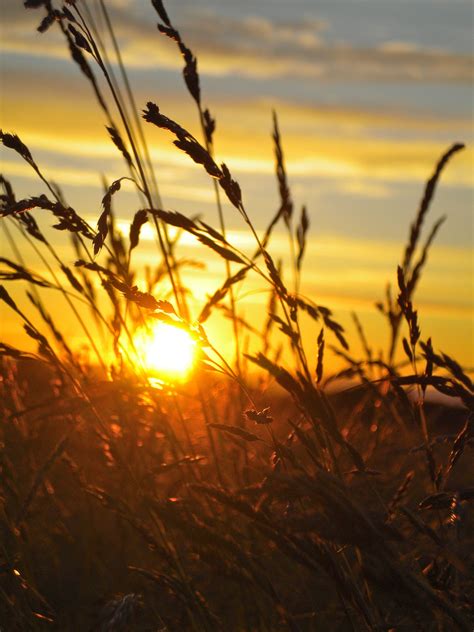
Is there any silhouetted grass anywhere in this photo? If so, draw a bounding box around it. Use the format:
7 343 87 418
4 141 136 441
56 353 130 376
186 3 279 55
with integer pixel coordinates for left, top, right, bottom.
0 2 472 630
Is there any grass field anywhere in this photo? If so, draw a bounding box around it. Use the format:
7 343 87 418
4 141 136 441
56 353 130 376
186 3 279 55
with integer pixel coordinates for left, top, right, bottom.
1 2 473 630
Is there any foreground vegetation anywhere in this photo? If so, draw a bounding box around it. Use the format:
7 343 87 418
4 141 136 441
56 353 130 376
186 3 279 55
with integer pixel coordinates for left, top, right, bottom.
1 1 472 630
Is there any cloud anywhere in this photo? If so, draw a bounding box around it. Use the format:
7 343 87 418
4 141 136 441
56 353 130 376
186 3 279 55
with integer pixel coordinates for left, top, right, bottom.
168 11 473 83
2 73 472 190
340 180 390 199
1 4 472 83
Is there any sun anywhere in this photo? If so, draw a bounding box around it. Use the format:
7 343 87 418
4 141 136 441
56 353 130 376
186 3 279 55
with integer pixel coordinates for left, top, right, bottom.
133 321 196 379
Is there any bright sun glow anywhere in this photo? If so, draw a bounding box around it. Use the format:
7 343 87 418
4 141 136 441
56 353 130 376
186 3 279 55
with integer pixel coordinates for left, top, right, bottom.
133 322 196 379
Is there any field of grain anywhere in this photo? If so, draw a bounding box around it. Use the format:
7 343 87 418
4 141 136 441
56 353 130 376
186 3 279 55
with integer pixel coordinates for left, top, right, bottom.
0 2 473 630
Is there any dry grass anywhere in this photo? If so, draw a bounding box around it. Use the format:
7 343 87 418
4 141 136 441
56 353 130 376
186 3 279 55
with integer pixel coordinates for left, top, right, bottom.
0 1 473 630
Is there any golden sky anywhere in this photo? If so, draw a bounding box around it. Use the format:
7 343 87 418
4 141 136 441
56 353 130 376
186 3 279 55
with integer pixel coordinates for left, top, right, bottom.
1 0 473 371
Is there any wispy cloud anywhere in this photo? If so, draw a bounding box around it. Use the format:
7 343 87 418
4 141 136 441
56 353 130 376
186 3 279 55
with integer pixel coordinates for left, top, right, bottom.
2 4 473 83
2 65 471 191
3 125 471 190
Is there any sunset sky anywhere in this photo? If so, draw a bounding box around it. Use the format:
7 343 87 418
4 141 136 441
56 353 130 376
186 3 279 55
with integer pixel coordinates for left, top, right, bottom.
1 0 473 367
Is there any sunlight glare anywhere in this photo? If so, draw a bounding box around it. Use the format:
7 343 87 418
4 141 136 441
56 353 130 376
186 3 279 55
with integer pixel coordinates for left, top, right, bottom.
134 321 196 379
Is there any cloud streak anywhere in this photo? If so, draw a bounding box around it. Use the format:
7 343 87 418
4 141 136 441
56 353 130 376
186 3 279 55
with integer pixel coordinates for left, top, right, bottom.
2 4 473 83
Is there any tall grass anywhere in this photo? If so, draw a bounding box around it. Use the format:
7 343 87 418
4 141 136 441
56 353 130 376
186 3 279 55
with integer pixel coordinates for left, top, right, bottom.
0 1 472 630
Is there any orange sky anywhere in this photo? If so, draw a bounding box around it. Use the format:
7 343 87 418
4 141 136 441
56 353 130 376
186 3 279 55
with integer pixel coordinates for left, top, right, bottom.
1 0 473 373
